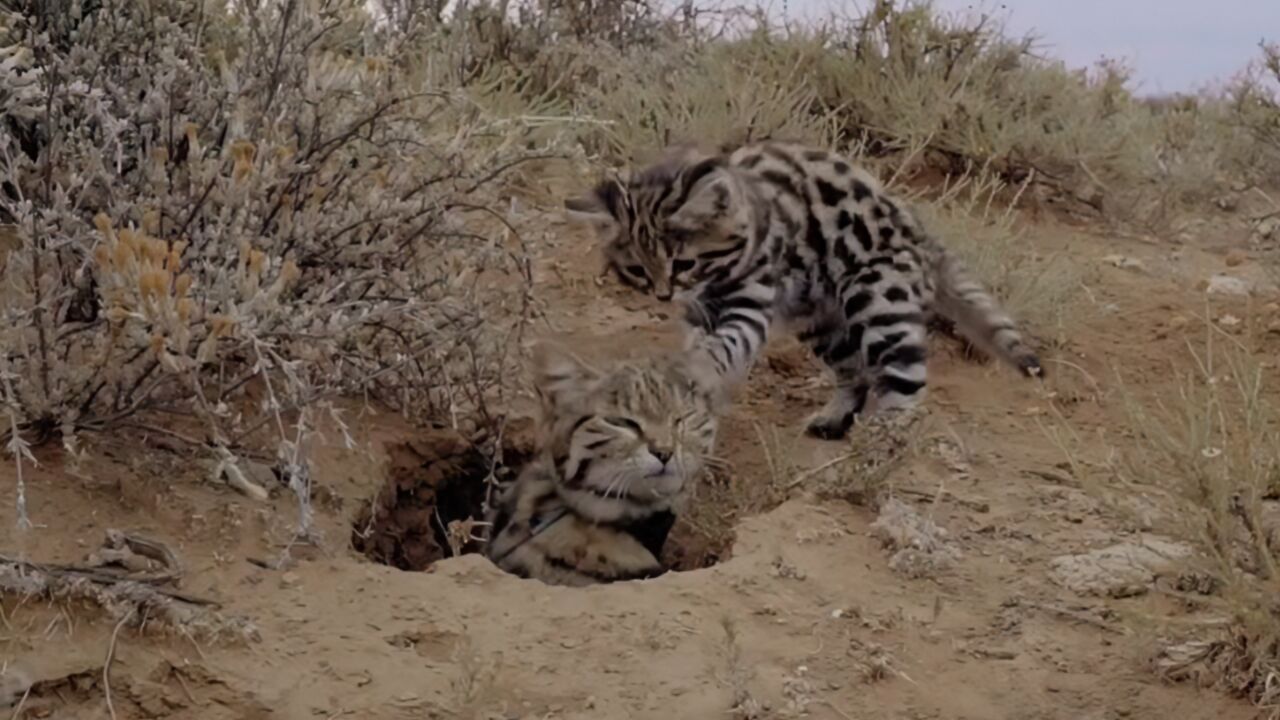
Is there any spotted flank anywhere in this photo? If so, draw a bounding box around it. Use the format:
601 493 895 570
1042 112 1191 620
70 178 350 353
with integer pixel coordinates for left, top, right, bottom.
484 343 726 586
565 140 1042 440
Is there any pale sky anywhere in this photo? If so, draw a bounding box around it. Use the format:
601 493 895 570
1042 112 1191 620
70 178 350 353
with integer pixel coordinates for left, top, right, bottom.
783 0 1280 94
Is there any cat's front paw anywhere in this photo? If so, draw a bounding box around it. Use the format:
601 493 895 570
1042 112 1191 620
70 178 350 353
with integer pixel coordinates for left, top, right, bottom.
805 411 854 440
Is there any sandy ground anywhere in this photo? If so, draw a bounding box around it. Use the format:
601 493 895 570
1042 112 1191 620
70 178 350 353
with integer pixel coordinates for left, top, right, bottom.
1 197 1276 719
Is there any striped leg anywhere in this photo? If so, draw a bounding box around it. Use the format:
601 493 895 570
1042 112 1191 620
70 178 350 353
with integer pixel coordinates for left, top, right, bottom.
865 315 929 415
805 323 870 440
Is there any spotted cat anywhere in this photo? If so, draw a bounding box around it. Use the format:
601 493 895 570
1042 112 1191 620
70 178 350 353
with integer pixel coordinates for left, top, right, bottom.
565 140 1042 440
484 343 727 586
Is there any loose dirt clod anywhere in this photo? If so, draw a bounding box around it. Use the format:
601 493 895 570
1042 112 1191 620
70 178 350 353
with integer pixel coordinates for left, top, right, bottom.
869 497 961 579
1048 536 1193 598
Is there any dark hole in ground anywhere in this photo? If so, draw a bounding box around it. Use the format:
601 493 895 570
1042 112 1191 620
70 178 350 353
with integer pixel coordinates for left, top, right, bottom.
351 423 731 575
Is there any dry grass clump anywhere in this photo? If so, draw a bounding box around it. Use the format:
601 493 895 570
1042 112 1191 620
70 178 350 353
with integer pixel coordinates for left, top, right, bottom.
467 1 1280 230
1113 331 1280 715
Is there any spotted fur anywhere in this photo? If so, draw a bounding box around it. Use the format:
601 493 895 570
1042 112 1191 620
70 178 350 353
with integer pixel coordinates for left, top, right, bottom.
566 140 1042 440
484 343 726 586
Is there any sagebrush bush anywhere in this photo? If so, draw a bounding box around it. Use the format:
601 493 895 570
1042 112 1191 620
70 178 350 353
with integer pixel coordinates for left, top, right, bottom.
0 0 551 528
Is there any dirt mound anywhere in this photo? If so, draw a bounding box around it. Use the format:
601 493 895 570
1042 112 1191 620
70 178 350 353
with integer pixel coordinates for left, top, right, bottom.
351 422 734 576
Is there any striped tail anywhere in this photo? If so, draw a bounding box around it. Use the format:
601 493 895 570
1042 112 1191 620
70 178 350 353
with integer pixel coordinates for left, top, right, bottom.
931 250 1043 378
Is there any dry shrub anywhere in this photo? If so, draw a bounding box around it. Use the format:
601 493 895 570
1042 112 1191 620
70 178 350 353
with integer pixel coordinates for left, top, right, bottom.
904 168 1082 341
0 0 545 529
1116 331 1280 715
1222 42 1280 188
473 1 1280 231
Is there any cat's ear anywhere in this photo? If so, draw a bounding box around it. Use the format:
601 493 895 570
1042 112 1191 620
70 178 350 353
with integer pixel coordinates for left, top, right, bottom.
564 173 626 231
667 157 734 233
531 340 602 412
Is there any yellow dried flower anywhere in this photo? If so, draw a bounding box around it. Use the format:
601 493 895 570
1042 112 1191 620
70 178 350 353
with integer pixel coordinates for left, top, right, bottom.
142 208 160 235
231 140 256 182
280 259 300 286
177 297 194 322
113 234 137 268
93 213 113 236
143 237 168 267
209 314 235 337
248 249 266 277
105 306 129 324
230 140 256 162
93 244 112 269
139 269 168 300
174 273 193 297
149 333 166 357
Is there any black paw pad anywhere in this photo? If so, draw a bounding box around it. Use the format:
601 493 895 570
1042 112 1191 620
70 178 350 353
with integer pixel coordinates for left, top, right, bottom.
805 416 853 441
1020 354 1044 379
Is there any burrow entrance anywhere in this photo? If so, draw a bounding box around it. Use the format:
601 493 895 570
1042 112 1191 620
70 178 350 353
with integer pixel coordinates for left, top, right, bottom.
351 424 731 576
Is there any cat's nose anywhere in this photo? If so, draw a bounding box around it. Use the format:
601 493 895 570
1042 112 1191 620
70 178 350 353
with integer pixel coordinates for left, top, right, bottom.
651 447 673 465
653 278 673 301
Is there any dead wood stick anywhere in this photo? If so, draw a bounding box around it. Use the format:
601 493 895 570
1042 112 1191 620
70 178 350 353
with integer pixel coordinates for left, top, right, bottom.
104 611 133 720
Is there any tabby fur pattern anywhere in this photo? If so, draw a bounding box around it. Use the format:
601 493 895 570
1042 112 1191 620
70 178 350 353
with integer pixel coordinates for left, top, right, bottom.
485 343 726 586
565 140 1042 439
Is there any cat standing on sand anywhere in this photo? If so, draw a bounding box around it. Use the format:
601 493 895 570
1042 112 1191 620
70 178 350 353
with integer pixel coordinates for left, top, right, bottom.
565 140 1042 440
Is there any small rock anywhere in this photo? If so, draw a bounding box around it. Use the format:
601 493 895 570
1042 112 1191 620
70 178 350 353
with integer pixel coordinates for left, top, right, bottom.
1102 254 1145 271
1206 275 1251 296
1264 302 1280 316
1225 250 1247 267
1049 536 1192 597
1214 195 1239 212
0 667 30 709
1217 314 1241 328
280 571 301 588
870 498 961 579
1267 321 1280 335
1254 216 1280 243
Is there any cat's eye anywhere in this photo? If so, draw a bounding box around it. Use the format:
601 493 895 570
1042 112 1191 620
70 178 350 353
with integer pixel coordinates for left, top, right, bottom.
624 264 646 278
603 416 643 433
672 259 696 275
